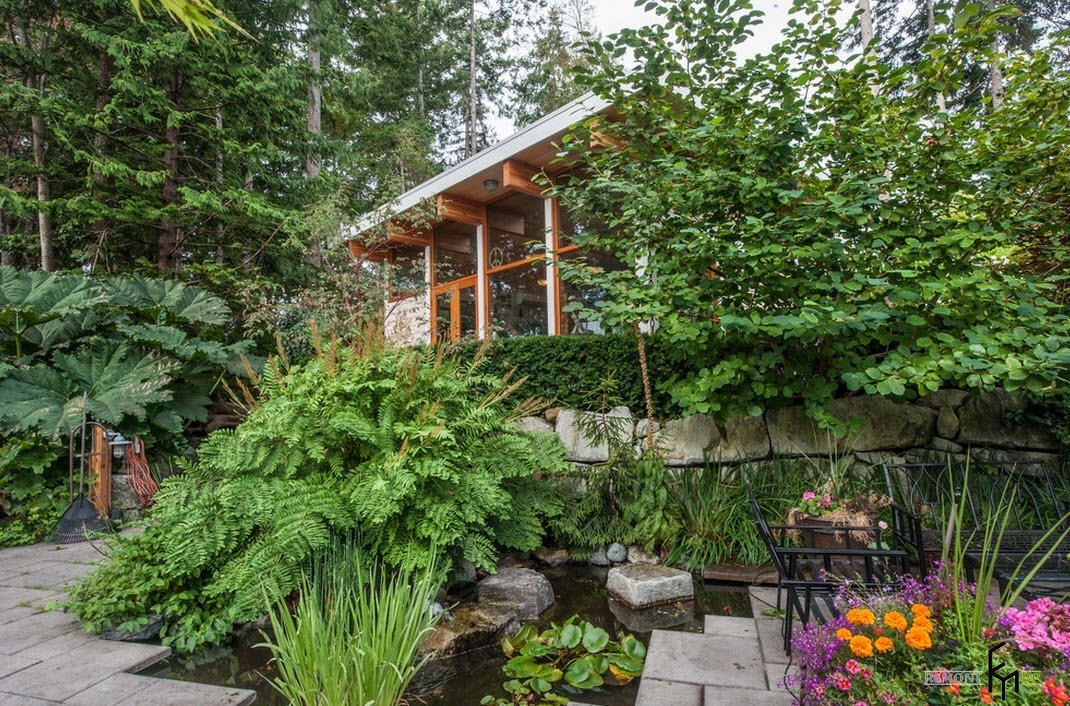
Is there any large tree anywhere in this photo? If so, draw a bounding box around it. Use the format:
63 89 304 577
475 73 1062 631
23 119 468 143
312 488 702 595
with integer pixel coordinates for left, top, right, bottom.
551 0 1070 427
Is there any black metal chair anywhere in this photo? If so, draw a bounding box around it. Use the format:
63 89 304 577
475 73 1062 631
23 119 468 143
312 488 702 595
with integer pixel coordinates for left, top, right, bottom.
883 460 1070 600
749 488 917 655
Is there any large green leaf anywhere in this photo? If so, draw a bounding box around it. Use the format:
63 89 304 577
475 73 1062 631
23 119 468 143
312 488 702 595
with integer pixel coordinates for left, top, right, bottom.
105 277 230 326
0 267 105 360
0 365 79 439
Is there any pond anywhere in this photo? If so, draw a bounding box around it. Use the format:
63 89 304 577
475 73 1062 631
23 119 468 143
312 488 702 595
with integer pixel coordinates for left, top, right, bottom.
140 564 753 706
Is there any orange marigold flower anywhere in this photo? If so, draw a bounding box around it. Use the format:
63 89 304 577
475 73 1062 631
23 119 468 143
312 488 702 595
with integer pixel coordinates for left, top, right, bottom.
912 615 934 632
883 611 908 631
849 635 874 658
836 627 853 641
905 626 932 650
847 608 876 626
980 687 994 704
947 682 962 697
911 603 932 618
874 636 894 653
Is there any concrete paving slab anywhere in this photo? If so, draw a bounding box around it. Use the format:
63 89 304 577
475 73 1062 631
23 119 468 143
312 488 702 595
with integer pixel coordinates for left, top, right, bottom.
0 656 38 681
1 563 93 591
0 607 38 627
642 630 767 690
111 678 256 706
0 692 58 705
15 628 96 660
635 678 703 706
0 588 55 610
62 673 156 706
754 615 790 666
0 641 170 702
0 610 81 655
704 685 794 705
749 587 779 616
703 615 757 639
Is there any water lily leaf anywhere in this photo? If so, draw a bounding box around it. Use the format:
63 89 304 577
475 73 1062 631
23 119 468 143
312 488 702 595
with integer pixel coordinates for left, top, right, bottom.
582 625 610 653
558 623 582 649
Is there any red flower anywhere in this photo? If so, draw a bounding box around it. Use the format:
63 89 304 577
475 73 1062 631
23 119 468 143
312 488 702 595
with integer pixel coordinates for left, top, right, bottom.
946 682 961 697
980 688 995 704
1044 679 1070 706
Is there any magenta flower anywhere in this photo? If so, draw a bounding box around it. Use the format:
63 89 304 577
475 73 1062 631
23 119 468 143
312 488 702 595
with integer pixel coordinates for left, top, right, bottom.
803 491 816 501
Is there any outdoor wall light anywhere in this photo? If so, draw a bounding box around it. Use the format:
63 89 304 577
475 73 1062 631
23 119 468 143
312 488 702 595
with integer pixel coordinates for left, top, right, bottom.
483 178 500 192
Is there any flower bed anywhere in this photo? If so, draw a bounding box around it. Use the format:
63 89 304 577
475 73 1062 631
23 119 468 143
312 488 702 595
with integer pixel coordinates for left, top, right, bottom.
786 572 1070 705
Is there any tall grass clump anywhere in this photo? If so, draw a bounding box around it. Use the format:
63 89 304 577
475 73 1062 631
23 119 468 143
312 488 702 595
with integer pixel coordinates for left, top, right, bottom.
261 537 439 706
665 459 813 569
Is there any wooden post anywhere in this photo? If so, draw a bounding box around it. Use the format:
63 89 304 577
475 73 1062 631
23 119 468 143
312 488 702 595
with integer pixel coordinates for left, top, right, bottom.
89 425 111 517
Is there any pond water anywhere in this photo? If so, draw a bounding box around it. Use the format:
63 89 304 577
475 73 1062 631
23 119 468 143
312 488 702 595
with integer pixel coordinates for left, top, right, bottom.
141 565 753 706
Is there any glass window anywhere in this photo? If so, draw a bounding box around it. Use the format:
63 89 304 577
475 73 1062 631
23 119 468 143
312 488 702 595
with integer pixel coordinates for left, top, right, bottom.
489 262 548 338
558 249 626 335
487 193 546 268
433 222 477 284
557 202 607 249
389 245 426 298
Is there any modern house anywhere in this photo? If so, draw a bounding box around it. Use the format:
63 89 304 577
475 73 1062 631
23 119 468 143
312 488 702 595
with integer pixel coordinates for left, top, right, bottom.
345 93 623 345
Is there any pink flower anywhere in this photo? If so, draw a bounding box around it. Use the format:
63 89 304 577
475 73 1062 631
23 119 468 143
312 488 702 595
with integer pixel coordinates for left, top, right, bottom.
820 495 834 508
836 675 852 691
878 520 888 530
802 491 816 501
845 659 861 675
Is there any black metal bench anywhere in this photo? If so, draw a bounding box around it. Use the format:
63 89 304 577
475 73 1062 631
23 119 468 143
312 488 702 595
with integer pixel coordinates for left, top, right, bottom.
883 460 1070 601
749 488 921 654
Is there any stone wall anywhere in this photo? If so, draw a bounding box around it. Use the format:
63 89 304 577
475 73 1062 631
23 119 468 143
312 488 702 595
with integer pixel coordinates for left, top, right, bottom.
519 390 1060 469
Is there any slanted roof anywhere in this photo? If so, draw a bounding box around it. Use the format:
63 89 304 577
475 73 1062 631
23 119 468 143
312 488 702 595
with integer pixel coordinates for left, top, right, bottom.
348 92 612 240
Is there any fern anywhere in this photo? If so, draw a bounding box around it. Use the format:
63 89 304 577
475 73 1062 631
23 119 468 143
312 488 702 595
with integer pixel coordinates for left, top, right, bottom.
67 341 567 651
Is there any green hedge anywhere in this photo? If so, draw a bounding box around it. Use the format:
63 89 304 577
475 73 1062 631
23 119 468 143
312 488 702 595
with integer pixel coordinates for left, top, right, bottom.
446 334 695 416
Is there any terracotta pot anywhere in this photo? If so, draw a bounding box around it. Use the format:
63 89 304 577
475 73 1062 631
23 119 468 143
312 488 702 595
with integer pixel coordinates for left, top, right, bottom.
792 514 875 551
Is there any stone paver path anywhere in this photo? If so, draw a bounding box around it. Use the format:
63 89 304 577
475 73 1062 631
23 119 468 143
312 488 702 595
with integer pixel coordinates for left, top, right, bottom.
0 539 256 706
571 586 795 706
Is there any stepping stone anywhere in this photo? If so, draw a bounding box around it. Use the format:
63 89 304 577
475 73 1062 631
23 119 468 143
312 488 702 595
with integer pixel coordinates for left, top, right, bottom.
64 673 155 706
755 617 790 666
16 627 96 660
748 587 780 616
0 610 81 655
636 678 702 706
642 630 766 690
0 641 169 702
704 615 757 639
704 686 794 705
478 568 554 620
606 564 693 608
609 598 692 633
0 693 57 705
69 674 256 706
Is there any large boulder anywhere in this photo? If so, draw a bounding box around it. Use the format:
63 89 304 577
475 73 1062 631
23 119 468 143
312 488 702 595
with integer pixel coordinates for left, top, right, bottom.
477 568 555 620
556 407 634 463
714 414 771 462
515 416 554 434
957 391 1058 450
422 603 519 655
767 397 936 455
936 405 960 440
656 415 720 467
606 563 694 608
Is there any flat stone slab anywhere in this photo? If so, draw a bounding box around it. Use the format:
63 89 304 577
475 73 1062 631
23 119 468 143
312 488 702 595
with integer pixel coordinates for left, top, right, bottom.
0 656 37 681
755 615 790 666
0 693 57 705
702 564 778 585
478 568 554 620
704 686 794 705
606 564 693 608
0 641 170 702
704 615 757 639
642 630 766 690
110 677 256 706
0 610 81 655
635 678 703 706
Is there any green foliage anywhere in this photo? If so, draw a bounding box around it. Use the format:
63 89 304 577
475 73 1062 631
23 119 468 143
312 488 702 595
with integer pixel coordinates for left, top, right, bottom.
0 267 251 546
67 341 567 651
481 617 646 705
259 536 439 706
446 334 693 417
553 0 1070 430
665 461 814 570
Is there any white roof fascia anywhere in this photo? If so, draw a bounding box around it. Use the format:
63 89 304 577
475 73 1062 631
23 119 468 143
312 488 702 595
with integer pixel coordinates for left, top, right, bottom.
348 91 611 239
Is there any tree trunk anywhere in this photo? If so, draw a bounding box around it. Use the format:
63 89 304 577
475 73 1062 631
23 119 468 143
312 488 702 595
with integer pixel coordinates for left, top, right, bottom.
215 106 225 262
158 67 183 273
30 108 53 272
987 0 1005 109
467 0 478 158
305 3 322 180
858 0 874 52
89 52 113 272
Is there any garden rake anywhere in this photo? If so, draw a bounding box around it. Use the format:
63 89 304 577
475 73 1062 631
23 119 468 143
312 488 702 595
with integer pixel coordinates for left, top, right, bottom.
48 393 112 543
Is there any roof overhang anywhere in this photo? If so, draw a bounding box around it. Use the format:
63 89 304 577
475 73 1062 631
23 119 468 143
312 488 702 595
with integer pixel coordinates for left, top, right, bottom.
347 92 612 244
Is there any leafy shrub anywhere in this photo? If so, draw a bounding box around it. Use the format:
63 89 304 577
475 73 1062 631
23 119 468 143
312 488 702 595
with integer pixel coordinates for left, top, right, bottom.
67 339 567 651
445 334 694 417
481 617 646 705
259 537 438 706
0 267 253 545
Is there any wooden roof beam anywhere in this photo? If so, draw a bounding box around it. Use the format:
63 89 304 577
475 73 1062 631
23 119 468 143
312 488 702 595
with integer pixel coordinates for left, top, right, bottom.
436 193 484 226
502 159 548 198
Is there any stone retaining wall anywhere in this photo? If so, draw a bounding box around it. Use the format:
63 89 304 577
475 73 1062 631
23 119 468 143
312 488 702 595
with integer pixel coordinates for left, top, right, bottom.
519 390 1061 469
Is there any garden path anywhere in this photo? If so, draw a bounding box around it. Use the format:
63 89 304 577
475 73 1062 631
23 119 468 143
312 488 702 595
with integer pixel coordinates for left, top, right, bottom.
0 538 256 706
572 587 794 706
